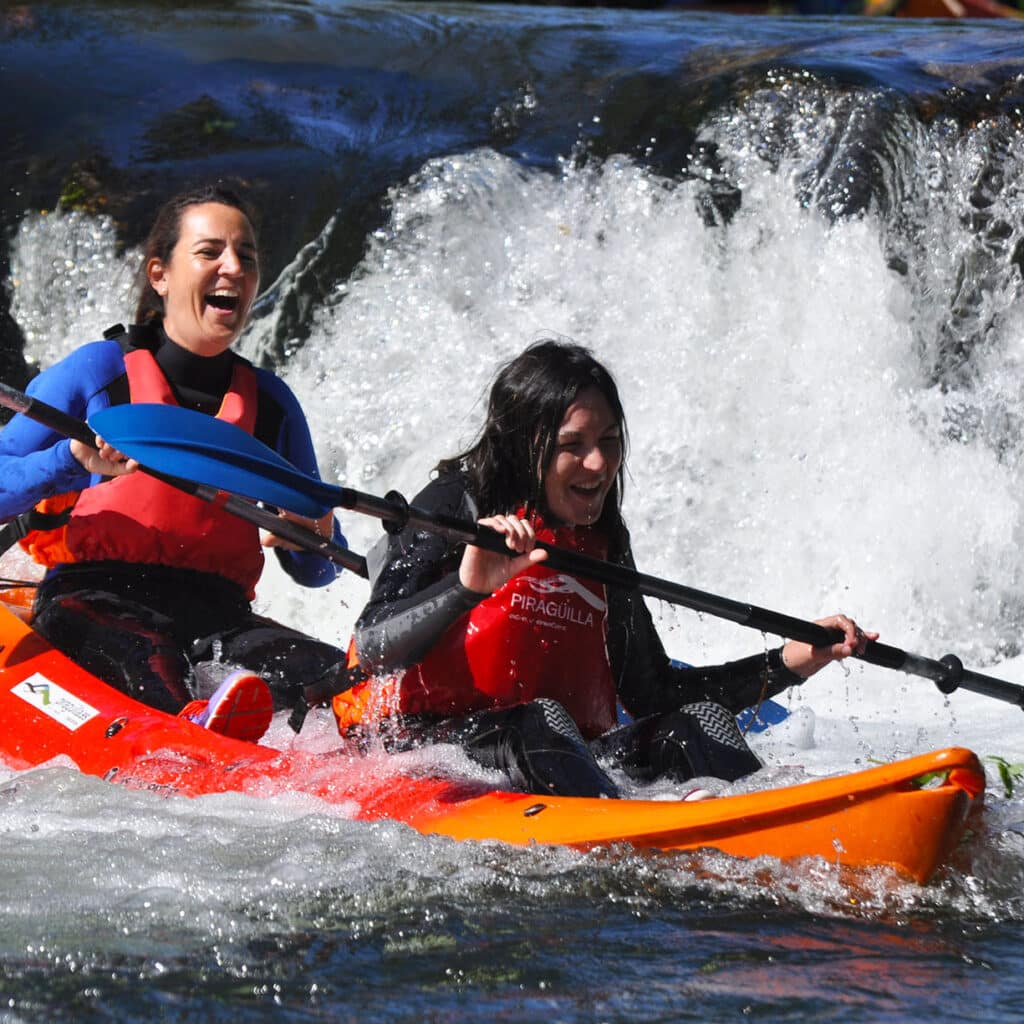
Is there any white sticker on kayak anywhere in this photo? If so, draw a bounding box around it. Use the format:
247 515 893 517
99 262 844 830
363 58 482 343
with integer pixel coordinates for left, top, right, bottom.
12 673 99 731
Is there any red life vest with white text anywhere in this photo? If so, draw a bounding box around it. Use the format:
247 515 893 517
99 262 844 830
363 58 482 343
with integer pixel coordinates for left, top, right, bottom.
336 518 618 739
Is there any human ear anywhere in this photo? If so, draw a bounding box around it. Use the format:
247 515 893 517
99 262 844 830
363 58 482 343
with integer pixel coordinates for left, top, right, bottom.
147 257 169 297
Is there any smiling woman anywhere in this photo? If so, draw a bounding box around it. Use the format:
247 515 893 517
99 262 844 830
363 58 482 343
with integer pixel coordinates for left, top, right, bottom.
144 202 260 357
334 340 875 799
0 185 351 739
541 389 623 528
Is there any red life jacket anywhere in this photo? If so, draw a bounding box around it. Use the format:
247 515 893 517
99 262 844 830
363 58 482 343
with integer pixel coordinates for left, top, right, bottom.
44 348 265 596
335 517 618 739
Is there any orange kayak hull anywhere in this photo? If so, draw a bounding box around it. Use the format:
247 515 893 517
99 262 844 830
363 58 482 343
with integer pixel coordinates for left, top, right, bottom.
0 602 983 883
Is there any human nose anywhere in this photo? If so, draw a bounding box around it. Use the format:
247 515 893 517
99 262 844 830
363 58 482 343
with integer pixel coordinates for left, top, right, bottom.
581 445 607 472
219 246 243 276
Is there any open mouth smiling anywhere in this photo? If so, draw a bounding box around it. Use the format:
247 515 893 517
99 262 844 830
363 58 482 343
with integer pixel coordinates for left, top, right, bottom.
206 289 240 312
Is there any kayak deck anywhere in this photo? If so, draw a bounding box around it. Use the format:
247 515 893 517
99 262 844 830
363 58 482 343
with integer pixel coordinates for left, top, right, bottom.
0 601 984 883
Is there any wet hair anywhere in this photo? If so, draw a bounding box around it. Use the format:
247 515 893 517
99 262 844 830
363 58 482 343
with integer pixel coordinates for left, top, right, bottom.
437 339 629 548
133 184 260 324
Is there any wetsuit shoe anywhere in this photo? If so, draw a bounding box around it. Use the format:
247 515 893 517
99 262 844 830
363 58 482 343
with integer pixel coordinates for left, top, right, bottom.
178 670 273 742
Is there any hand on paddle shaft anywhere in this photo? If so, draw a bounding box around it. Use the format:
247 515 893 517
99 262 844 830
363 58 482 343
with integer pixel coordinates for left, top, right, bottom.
261 507 337 552
70 436 139 478
779 614 879 678
459 514 549 594
0 382 367 577
38 395 1024 711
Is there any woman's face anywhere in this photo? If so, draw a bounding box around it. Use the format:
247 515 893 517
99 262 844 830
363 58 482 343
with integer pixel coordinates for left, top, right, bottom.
543 387 623 527
146 202 259 357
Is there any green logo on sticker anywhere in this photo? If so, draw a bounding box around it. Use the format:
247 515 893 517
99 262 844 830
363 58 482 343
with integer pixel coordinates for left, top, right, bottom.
25 681 50 706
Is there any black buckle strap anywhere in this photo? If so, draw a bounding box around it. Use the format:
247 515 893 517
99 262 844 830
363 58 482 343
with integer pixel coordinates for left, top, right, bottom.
0 507 74 557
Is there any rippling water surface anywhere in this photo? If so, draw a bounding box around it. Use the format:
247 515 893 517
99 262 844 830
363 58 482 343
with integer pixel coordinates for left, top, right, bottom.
4 2 1024 1021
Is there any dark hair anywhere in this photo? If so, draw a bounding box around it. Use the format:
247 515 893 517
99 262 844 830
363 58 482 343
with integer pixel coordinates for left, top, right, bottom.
133 184 260 324
437 339 629 547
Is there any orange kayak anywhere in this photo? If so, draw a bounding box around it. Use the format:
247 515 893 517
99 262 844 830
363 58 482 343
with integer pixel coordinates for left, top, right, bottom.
0 599 983 883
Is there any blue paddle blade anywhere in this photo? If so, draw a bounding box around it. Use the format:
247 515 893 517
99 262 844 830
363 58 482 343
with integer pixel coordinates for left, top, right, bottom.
735 698 790 734
89 403 339 519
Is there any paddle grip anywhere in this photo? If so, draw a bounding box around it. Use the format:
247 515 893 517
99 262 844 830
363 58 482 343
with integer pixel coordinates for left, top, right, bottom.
957 663 1024 708
336 488 518 555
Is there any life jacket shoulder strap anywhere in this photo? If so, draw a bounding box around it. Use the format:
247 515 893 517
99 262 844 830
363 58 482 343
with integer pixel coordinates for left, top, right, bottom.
103 321 161 354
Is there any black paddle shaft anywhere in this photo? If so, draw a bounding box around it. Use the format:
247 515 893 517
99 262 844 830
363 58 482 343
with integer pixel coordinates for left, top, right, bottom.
0 383 368 578
332 483 1024 710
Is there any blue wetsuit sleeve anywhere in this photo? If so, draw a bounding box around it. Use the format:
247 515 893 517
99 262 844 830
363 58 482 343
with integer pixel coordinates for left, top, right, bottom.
0 342 125 520
255 370 344 587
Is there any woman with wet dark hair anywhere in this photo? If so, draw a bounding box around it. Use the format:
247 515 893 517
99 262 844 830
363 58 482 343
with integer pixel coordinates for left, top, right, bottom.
336 339 874 798
132 183 259 326
436 340 630 550
0 183 348 739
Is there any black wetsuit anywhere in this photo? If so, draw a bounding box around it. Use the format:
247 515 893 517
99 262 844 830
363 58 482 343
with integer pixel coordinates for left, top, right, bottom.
353 474 805 797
